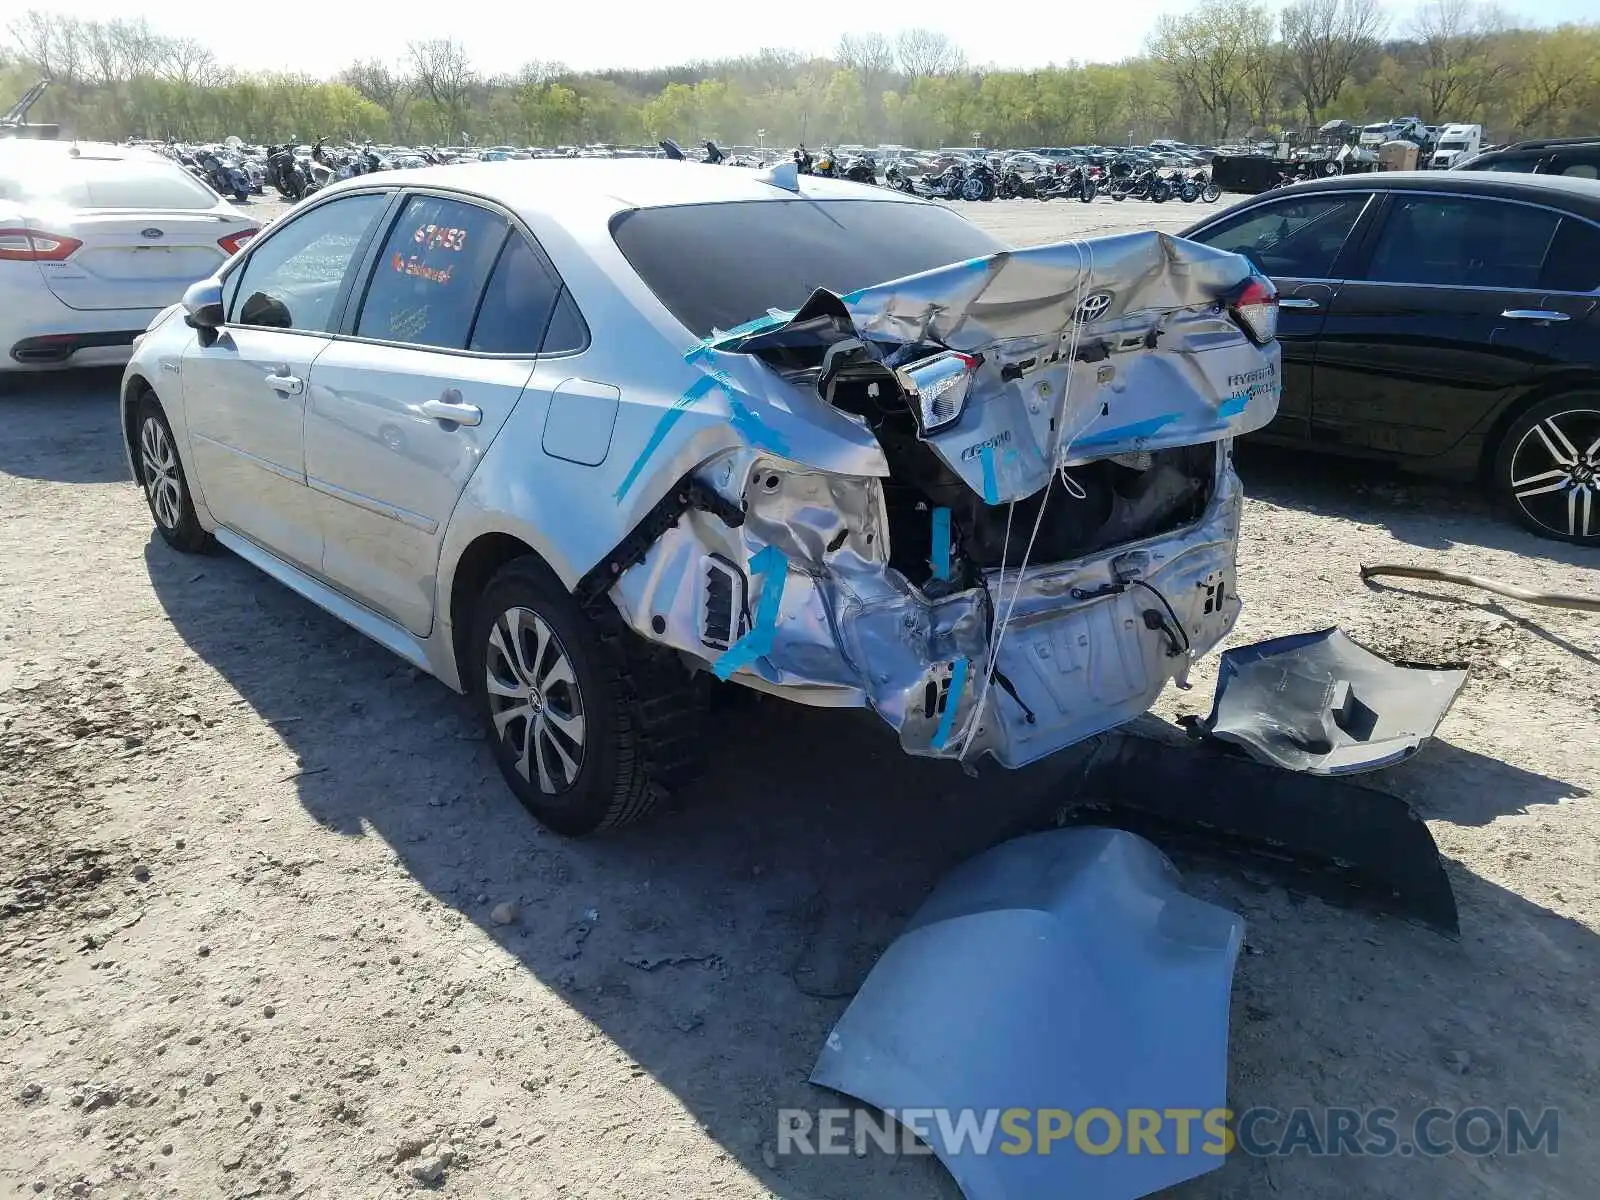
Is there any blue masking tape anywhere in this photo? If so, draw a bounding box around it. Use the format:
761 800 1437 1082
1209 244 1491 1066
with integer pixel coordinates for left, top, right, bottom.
1218 392 1249 418
978 444 1000 504
612 375 718 503
712 545 789 680
930 507 952 580
1072 412 1181 450
728 394 793 457
931 658 970 751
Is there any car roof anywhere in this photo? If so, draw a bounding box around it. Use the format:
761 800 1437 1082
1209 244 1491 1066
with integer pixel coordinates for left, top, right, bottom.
323 157 927 228
0 139 170 165
1260 169 1600 215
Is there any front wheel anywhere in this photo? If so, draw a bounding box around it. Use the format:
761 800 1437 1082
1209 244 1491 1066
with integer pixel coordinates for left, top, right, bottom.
1492 395 1600 545
471 559 706 835
136 396 213 554
961 176 985 201
1202 183 1222 203
1079 180 1097 202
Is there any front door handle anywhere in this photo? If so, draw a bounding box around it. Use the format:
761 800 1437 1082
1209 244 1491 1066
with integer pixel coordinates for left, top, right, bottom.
420 393 482 427
265 370 303 395
1501 309 1571 323
1279 297 1322 310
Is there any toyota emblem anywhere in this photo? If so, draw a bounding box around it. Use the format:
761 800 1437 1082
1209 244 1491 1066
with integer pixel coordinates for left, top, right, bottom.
140 227 164 240
1076 290 1114 323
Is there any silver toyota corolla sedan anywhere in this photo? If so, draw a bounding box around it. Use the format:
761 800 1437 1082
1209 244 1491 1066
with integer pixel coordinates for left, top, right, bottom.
121 159 1282 834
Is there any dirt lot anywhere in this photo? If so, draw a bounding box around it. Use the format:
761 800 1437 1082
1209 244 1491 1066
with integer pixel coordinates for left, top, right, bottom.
2 194 1597 1200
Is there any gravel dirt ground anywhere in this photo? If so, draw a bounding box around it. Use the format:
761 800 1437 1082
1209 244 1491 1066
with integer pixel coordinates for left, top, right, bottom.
2 192 1596 1200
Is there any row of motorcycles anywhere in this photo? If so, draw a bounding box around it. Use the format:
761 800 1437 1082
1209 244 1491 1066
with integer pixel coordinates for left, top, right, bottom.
263 140 430 202
1104 165 1224 204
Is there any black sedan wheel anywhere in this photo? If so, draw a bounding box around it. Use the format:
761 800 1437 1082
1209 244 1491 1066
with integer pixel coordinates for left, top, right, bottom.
1495 395 1600 544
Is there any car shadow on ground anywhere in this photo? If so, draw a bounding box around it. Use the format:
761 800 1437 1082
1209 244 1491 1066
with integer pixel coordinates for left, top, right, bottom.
0 369 131 485
143 534 1597 1199
1235 443 1597 567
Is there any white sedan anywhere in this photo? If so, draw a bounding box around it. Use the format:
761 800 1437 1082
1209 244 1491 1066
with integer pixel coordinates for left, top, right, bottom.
0 139 258 372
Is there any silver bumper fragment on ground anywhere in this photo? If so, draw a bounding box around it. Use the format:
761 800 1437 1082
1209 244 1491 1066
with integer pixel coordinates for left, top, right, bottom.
1194 627 1469 774
810 826 1243 1200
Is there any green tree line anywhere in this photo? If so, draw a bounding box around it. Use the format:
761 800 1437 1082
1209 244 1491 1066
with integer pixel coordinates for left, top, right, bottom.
4 2 1598 149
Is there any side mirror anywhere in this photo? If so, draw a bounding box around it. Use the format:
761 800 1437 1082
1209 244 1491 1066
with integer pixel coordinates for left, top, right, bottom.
182 279 225 346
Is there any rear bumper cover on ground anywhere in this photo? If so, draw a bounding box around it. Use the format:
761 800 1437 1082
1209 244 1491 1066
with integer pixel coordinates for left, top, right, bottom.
811 826 1243 1200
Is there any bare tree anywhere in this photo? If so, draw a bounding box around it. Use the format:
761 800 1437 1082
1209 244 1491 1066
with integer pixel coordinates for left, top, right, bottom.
1280 0 1386 126
407 37 476 133
895 28 966 78
343 58 408 111
1410 0 1509 121
160 38 220 88
1148 0 1271 141
837 32 896 77
7 11 81 82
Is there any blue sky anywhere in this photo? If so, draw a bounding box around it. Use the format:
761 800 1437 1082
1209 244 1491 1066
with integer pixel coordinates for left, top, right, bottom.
23 0 1599 79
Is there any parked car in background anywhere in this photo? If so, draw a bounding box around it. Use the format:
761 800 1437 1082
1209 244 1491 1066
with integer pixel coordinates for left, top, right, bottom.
1182 171 1600 544
1453 136 1600 179
0 140 257 372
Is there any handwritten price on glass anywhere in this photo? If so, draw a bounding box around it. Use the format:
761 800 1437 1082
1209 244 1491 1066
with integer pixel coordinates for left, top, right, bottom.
413 223 468 252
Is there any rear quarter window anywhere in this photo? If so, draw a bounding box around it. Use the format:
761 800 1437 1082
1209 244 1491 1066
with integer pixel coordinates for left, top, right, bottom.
611 199 1004 338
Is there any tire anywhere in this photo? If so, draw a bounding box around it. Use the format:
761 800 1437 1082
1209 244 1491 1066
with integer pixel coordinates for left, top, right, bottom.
1492 394 1600 545
1112 188 1126 202
1080 180 1097 203
961 177 984 202
469 557 707 835
135 395 213 554
1180 182 1200 203
1202 183 1222 203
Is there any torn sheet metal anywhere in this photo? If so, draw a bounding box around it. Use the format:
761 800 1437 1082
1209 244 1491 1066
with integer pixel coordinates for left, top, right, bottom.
601 229 1279 774
810 826 1242 1200
1060 733 1460 935
1193 628 1468 775
720 231 1283 506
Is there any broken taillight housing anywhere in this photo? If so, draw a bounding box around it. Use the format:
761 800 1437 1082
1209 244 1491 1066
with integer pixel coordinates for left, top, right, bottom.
0 227 83 262
1228 275 1279 345
897 350 979 433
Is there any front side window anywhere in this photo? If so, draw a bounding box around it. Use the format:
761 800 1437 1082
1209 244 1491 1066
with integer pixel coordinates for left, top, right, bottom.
1364 195 1559 289
355 194 507 350
228 192 389 333
1189 194 1370 279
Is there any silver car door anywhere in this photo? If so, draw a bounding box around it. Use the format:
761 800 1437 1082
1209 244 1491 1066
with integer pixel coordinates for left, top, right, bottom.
182 191 391 575
304 198 584 636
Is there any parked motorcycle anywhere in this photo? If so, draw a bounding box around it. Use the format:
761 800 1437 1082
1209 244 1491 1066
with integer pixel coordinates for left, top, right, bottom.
838 152 877 184
196 149 251 201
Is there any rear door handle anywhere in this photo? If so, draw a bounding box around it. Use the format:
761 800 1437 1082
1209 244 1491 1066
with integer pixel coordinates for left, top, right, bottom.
1279 297 1322 310
420 394 482 427
1501 309 1571 323
265 371 303 395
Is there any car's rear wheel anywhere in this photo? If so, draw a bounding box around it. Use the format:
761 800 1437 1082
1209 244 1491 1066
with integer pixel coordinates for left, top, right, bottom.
136 396 213 554
1493 394 1600 544
470 558 706 836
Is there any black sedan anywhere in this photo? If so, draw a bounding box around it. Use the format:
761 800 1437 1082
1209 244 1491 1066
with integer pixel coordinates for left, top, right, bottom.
1181 171 1600 545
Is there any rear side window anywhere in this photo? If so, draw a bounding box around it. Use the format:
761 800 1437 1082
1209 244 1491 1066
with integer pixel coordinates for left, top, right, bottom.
3 158 219 209
1548 152 1600 179
1539 218 1600 292
1461 154 1541 173
467 232 567 354
356 194 508 350
1189 194 1369 279
612 199 1003 338
1365 195 1558 289
230 192 389 333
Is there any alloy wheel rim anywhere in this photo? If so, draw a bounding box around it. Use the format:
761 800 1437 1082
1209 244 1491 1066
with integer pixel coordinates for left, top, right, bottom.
484 606 586 796
1508 408 1600 539
139 416 183 531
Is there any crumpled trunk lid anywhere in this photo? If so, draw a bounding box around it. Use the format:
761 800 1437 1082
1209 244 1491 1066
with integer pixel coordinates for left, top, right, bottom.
721 230 1281 507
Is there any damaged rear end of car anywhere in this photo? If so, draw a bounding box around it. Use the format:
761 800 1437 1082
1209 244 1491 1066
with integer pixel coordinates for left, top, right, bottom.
593 224 1281 769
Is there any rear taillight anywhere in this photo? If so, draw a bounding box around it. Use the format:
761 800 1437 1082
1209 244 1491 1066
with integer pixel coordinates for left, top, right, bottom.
1229 275 1279 344
0 227 83 262
897 350 980 433
218 229 258 256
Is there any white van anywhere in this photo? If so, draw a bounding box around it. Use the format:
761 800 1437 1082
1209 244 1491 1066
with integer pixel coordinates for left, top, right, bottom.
1430 124 1484 168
